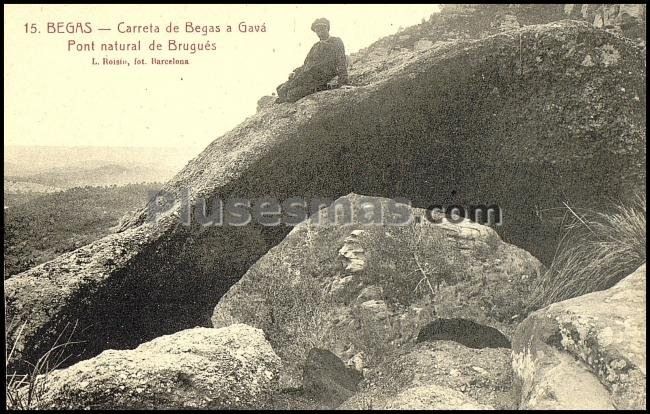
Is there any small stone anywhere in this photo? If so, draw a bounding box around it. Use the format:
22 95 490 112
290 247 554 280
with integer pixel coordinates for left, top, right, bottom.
472 366 489 375
610 359 627 370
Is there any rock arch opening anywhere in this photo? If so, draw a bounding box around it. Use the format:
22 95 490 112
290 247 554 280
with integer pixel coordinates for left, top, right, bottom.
416 318 511 349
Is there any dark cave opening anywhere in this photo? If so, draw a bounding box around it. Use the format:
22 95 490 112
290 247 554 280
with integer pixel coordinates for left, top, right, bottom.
416 318 511 349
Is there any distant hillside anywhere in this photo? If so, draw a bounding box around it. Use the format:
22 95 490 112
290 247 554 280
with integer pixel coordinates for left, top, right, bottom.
5 163 174 189
4 145 198 174
3 180 62 194
3 182 163 277
3 145 199 191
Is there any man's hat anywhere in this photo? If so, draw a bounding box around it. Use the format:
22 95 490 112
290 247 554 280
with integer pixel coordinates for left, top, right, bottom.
311 18 330 32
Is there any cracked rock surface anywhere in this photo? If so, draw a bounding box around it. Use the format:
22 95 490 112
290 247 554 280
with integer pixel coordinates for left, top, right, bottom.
512 263 646 409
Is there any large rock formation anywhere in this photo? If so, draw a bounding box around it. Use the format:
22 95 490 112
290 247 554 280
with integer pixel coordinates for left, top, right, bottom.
512 263 646 409
31 324 281 410
212 194 542 387
6 20 645 373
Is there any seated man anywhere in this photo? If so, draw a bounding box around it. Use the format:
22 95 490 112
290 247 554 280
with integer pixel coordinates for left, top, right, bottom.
276 18 350 103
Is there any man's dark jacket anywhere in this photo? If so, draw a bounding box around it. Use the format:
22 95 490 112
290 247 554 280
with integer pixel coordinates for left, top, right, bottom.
276 36 348 103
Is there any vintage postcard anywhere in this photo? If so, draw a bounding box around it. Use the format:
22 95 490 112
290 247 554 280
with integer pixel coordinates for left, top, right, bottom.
4 4 646 410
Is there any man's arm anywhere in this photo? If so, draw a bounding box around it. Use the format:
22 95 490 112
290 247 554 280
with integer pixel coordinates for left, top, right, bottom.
333 38 348 85
302 42 319 72
288 44 317 79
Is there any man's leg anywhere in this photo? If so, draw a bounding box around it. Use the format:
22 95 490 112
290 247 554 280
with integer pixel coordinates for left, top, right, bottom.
285 83 317 102
275 66 308 103
284 68 336 102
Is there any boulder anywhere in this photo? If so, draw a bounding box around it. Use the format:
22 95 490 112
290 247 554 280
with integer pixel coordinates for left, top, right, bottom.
213 194 543 387
512 263 646 409
302 348 363 408
341 341 514 409
34 324 281 409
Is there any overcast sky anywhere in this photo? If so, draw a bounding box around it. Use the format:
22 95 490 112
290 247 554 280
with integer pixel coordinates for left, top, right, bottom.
5 4 440 153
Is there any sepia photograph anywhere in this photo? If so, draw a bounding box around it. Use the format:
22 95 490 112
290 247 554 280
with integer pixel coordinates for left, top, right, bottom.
3 4 646 410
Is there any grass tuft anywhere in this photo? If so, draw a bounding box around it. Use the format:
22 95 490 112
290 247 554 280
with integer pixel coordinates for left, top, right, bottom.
529 191 646 310
5 319 81 410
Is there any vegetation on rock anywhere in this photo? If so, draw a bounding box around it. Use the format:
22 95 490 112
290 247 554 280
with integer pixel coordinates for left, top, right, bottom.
529 191 646 309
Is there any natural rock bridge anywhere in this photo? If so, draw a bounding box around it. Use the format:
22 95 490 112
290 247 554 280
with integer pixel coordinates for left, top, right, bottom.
5 21 645 372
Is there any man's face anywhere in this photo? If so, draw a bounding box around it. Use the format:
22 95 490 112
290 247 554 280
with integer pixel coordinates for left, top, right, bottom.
314 25 329 40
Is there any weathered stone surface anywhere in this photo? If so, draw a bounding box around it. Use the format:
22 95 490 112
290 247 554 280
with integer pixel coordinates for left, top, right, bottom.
341 341 513 409
359 384 494 410
34 324 281 409
512 344 614 409
213 194 542 387
302 348 363 408
512 263 646 409
6 21 645 374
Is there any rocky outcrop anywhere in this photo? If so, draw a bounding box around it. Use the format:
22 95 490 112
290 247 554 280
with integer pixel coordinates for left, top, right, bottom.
405 5 645 46
212 194 542 387
350 4 646 84
33 324 281 410
352 4 645 85
512 263 646 409
340 341 514 409
566 4 646 42
6 21 645 373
